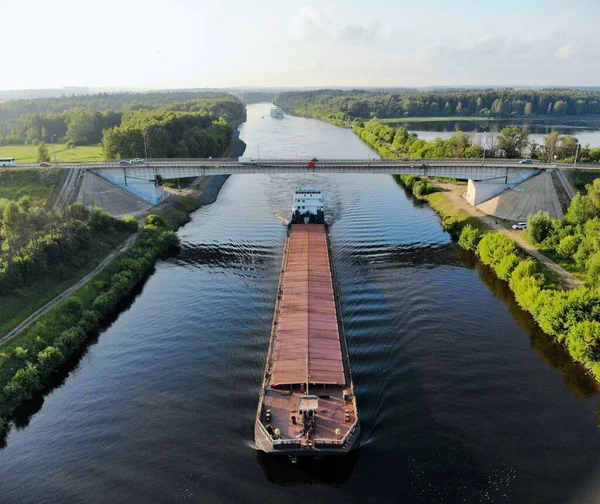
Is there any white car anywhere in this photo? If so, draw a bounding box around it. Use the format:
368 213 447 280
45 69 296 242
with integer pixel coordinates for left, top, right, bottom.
512 222 527 230
130 158 146 164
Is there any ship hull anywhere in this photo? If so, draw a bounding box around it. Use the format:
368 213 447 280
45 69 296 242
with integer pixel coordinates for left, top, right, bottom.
254 221 359 456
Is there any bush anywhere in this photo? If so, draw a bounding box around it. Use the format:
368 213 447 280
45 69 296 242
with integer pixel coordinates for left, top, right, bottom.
587 253 600 287
79 310 101 333
92 290 118 316
55 326 85 355
2 362 41 414
37 346 65 380
496 254 521 280
120 215 139 232
458 225 483 251
528 211 553 244
557 235 580 258
146 214 167 228
567 321 600 362
477 233 518 271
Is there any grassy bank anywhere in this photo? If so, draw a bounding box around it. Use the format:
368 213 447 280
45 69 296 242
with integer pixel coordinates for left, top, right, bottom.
0 144 104 163
0 169 62 205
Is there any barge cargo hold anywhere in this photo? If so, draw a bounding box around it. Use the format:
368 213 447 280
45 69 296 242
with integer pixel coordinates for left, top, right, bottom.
254 197 359 455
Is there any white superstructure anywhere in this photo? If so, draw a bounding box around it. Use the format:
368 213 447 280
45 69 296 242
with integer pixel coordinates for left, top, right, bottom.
292 185 324 223
270 107 284 119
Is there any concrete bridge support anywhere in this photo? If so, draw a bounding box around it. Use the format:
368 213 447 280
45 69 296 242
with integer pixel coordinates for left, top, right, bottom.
96 169 166 204
465 169 538 206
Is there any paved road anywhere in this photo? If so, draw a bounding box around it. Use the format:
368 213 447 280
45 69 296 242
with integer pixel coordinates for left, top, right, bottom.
6 158 600 170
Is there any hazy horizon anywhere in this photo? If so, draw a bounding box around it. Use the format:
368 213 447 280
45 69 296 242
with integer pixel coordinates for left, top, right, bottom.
2 0 599 91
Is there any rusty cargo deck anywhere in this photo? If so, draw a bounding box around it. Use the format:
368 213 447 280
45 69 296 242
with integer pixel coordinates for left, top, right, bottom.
255 224 359 456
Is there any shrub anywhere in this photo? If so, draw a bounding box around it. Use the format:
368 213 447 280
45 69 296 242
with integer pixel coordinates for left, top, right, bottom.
496 254 521 280
145 214 167 228
535 290 569 337
2 363 41 414
37 346 65 380
557 235 580 258
158 230 180 251
566 321 600 362
587 253 600 287
90 207 114 232
79 310 101 333
458 224 483 251
511 275 542 312
120 215 139 232
92 290 118 316
477 233 518 270
528 211 553 244
55 326 85 355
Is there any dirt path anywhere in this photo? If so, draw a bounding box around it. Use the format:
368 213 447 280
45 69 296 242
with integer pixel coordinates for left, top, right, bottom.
431 181 584 289
0 232 139 347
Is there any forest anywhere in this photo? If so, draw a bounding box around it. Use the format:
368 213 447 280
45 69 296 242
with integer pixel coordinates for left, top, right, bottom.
274 89 600 123
0 93 245 158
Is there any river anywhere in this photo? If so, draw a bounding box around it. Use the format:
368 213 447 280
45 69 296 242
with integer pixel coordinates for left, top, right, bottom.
387 118 600 148
1 102 600 503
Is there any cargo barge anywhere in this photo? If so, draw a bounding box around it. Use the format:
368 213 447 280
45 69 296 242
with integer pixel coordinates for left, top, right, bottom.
254 186 360 456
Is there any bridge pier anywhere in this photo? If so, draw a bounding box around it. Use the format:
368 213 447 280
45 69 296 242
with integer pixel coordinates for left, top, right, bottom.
95 169 166 204
465 169 539 206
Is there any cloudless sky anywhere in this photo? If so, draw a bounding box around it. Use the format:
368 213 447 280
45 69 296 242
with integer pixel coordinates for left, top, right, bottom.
1 0 599 90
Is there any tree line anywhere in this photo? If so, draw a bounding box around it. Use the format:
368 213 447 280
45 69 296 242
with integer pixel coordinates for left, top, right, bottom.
354 118 600 162
275 89 600 121
0 94 245 149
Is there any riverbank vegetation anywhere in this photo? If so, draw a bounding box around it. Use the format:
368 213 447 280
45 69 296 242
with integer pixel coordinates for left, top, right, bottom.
275 89 600 122
0 199 137 335
458 225 600 382
525 179 600 287
397 170 600 383
0 209 184 437
353 118 600 163
0 92 245 161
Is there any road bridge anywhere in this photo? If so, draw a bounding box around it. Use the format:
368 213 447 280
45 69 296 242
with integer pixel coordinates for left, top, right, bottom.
8 158 597 206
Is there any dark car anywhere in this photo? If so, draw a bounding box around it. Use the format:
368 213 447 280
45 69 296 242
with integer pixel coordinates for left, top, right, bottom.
39 162 51 167
519 159 533 164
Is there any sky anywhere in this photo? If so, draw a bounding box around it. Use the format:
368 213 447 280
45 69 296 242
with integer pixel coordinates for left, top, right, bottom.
1 0 599 90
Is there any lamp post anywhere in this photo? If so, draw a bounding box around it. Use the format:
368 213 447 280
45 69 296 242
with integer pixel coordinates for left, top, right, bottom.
482 129 486 166
51 134 57 165
142 130 149 166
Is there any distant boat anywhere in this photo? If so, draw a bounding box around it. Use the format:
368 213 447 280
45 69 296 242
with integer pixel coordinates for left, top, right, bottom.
270 107 284 119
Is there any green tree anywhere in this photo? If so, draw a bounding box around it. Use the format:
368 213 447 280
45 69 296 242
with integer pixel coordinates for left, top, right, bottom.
497 126 529 158
528 211 553 244
36 142 51 163
458 224 482 251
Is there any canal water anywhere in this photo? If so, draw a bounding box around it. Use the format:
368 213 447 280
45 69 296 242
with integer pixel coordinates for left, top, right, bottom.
1 102 600 503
